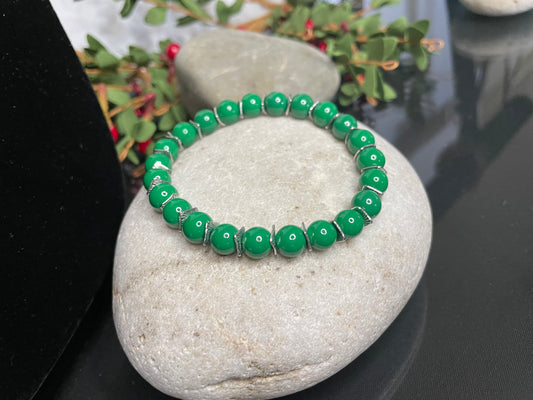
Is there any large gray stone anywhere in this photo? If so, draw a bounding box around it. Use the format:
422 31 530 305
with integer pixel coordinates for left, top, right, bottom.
459 0 533 16
175 29 341 114
113 118 432 400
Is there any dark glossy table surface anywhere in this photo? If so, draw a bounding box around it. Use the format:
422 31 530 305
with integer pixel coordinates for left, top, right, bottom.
4 0 533 399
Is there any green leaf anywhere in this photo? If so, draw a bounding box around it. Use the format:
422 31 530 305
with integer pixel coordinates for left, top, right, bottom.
153 79 176 101
310 2 330 27
153 88 165 108
131 119 156 142
170 103 188 122
406 19 429 44
107 89 131 106
145 6 167 25
127 149 140 165
88 72 128 85
329 2 352 24
350 14 381 37
128 45 151 66
284 5 311 33
339 94 355 107
216 1 231 25
340 82 359 96
120 0 138 17
87 34 105 52
382 81 397 101
175 0 211 19
149 67 168 82
362 65 380 98
366 37 397 61
386 17 407 38
115 108 137 136
116 136 131 153
177 15 197 25
158 39 172 53
371 0 400 9
95 50 120 69
332 34 353 58
158 112 176 131
411 45 429 70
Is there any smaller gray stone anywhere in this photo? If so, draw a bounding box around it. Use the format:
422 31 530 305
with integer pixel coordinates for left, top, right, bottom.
175 29 340 115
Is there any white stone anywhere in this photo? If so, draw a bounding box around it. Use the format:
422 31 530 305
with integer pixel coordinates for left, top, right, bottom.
113 118 432 400
459 0 533 16
175 29 340 114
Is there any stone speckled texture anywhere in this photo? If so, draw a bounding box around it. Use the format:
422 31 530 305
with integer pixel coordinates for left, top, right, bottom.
113 118 432 400
175 29 341 115
459 0 533 16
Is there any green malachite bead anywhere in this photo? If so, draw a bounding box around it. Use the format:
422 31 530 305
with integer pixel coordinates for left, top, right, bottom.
210 223 238 255
275 225 306 258
143 168 170 189
307 220 337 250
331 114 357 140
289 93 314 119
311 101 338 128
194 109 218 135
145 153 171 171
172 122 197 147
241 93 262 118
154 138 179 161
360 168 388 193
352 190 382 217
346 129 375 154
243 227 272 259
182 211 212 244
357 147 386 170
162 197 192 228
264 92 288 117
335 209 364 239
148 182 177 209
216 100 240 125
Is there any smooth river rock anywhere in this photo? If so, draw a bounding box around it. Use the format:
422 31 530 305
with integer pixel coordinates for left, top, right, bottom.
113 117 432 400
459 0 533 16
175 29 340 115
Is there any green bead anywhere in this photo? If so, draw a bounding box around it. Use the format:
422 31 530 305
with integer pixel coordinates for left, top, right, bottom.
148 182 177 209
275 225 306 258
346 129 375 154
216 100 240 125
194 109 218 135
210 223 238 255
172 122 197 147
243 227 272 259
162 198 191 228
153 138 179 161
143 168 170 189
182 211 212 244
331 114 357 140
311 101 338 128
289 93 314 119
360 168 388 193
145 153 171 171
264 92 288 117
352 190 382 217
307 220 337 250
357 147 386 170
241 93 262 118
335 209 364 239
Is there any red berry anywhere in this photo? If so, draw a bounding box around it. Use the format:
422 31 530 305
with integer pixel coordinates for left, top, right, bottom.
305 19 314 30
138 139 151 154
109 125 119 142
340 22 349 33
166 43 181 61
318 41 327 52
237 25 247 31
134 108 143 117
357 74 365 85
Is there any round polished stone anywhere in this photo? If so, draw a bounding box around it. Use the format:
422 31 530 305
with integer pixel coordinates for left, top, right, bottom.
216 100 240 125
346 129 375 154
145 153 171 171
210 224 238 255
242 227 272 259
360 168 388 193
241 93 262 118
289 93 314 119
148 183 177 209
306 220 337 250
334 209 364 239
153 138 179 161
194 109 218 135
331 114 357 140
275 225 306 258
264 92 289 117
172 122 197 148
162 198 192 228
143 168 170 190
352 190 382 217
357 148 386 170
182 211 212 244
311 101 338 128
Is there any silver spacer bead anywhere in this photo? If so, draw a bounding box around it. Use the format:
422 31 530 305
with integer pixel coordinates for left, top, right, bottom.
234 227 245 257
238 101 244 119
203 221 217 247
285 95 292 116
165 131 183 150
213 106 226 127
352 206 373 226
360 165 388 175
189 120 203 139
146 177 169 195
361 185 383 197
332 220 346 242
151 160 171 172
270 225 278 256
153 148 174 165
301 222 312 252
160 192 179 212
308 101 320 120
353 144 376 161
261 98 266 114
325 113 341 130
345 126 359 145
177 207 198 231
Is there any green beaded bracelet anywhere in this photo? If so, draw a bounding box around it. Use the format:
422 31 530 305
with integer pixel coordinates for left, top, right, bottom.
144 92 388 259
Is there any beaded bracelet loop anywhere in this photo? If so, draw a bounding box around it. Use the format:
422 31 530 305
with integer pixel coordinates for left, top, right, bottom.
143 92 388 259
